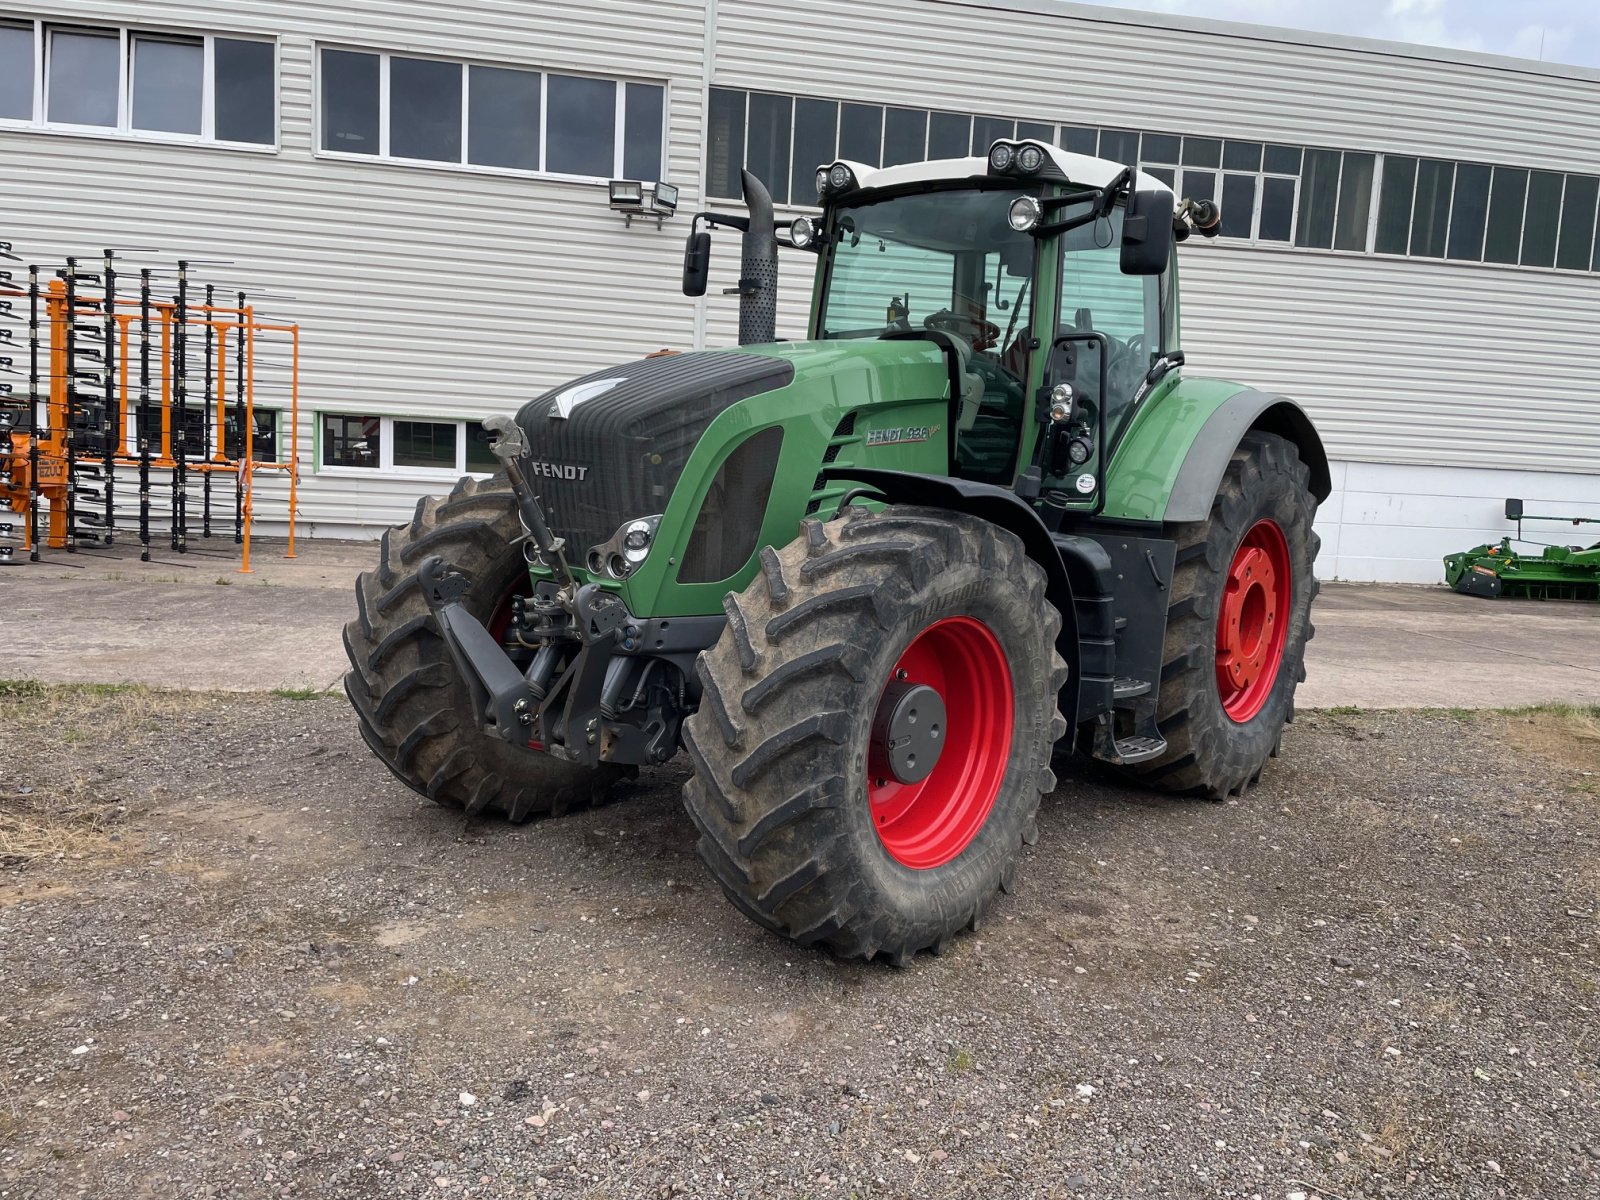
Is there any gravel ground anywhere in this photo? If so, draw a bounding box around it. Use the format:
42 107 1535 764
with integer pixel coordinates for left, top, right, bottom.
1 688 1597 1199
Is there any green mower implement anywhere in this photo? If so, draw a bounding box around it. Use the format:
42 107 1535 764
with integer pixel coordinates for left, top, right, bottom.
1444 498 1600 601
345 139 1329 963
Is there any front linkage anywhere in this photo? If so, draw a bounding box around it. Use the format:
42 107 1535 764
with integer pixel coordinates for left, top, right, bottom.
416 417 720 769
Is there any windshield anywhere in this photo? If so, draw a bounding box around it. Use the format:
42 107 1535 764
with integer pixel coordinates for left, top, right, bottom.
818 187 1039 486
818 187 1036 358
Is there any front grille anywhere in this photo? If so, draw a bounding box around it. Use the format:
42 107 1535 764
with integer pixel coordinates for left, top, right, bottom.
514 351 794 560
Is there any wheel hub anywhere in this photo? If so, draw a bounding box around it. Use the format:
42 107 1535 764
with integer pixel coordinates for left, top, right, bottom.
870 681 946 784
866 616 1013 870
1215 518 1291 723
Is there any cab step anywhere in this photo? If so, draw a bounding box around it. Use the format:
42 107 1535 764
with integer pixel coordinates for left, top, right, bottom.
1112 676 1152 700
1109 733 1167 763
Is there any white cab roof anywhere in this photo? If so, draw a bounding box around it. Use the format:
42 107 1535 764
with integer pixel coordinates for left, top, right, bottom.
829 143 1174 202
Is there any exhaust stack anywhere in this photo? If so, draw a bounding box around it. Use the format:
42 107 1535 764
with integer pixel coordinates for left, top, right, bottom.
738 169 777 346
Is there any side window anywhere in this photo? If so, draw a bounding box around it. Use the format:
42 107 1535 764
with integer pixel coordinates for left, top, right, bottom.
1055 210 1160 443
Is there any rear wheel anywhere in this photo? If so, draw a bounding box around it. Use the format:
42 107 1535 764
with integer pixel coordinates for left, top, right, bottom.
682 505 1067 964
343 475 633 821
1118 431 1319 799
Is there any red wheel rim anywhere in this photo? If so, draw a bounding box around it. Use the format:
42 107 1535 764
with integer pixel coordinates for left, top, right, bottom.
868 617 1013 869
1215 519 1291 723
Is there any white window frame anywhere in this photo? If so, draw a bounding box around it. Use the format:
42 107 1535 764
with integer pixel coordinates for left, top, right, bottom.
313 43 669 187
316 413 496 479
0 18 277 152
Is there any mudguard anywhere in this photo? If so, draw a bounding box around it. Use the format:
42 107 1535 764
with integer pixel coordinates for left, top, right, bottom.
1103 379 1331 524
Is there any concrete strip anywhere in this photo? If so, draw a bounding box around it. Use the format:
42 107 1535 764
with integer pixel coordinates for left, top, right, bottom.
1298 582 1599 708
2 541 1595 707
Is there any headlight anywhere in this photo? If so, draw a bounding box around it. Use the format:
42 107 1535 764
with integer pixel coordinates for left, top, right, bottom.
1049 383 1075 422
589 515 662 581
1017 143 1045 173
828 162 854 192
988 143 1015 172
790 215 815 248
1008 195 1042 232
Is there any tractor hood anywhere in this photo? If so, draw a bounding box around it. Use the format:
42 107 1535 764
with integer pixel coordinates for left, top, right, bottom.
513 349 795 566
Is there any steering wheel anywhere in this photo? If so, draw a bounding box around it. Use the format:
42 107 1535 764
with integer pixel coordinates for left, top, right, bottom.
924 309 1001 350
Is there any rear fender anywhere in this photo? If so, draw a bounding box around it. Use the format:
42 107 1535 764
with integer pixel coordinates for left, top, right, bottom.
821 466 1081 729
1104 379 1331 523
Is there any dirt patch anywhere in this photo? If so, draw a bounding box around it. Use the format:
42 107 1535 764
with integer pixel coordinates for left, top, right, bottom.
1490 704 1600 780
0 691 1597 1199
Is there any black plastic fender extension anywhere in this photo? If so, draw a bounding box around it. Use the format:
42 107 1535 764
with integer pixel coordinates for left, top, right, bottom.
820 467 1082 730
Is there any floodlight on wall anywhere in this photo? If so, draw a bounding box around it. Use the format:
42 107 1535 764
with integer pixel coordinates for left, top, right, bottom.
610 179 679 229
650 183 679 217
609 180 644 210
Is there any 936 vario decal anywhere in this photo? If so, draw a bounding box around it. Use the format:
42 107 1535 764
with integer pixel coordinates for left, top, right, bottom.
864 425 936 447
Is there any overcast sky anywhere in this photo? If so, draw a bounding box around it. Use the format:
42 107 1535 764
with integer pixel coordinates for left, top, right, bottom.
1077 0 1600 69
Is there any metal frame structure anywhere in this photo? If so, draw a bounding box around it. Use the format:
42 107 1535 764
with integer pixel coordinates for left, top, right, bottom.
0 248 300 571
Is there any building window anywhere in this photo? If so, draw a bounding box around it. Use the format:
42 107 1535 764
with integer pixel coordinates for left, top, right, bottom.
225 409 279 462
0 20 275 146
708 86 1028 206
47 28 119 127
132 35 203 135
393 419 459 469
320 414 502 475
318 47 666 182
323 414 382 469
703 87 1598 276
465 422 499 473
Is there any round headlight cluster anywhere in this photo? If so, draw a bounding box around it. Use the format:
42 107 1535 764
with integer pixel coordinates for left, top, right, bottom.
816 162 857 198
588 515 662 581
987 140 1051 177
790 215 815 248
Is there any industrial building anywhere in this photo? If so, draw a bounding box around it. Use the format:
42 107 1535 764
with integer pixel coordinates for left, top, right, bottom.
2 0 1596 581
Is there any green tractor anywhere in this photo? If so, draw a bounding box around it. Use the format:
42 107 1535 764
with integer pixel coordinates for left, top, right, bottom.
344 139 1327 963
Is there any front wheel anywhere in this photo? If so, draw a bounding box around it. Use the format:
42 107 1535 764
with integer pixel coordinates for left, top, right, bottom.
1118 431 1319 799
342 475 633 821
682 506 1067 964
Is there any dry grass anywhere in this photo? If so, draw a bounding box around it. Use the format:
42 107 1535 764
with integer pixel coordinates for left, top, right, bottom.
1491 703 1600 777
0 681 219 867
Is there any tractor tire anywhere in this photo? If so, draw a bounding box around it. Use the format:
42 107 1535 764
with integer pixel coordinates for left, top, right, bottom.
682 505 1068 964
1118 431 1319 799
342 474 633 821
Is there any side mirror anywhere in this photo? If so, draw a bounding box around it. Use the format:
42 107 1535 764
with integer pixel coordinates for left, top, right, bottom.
1120 188 1171 276
682 229 711 297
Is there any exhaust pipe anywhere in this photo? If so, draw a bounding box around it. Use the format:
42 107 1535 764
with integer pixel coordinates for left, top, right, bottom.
738 169 777 346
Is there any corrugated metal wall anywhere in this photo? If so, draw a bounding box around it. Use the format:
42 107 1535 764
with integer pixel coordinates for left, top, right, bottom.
4 0 1595 560
3 0 711 533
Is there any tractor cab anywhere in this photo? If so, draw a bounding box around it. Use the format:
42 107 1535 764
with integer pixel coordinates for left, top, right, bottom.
690 139 1217 506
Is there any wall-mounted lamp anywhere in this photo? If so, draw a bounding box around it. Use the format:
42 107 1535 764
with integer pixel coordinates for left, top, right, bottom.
610 180 678 229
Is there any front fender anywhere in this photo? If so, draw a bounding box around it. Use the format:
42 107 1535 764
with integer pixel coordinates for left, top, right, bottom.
821 467 1081 728
1103 377 1331 523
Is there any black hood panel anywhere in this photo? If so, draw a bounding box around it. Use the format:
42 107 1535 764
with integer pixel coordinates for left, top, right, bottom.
513 350 795 560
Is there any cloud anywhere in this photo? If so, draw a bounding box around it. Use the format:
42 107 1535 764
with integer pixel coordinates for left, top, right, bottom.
1067 0 1600 69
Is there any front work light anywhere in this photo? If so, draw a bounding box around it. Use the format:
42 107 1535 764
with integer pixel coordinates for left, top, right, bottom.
828 162 854 191
989 143 1015 172
1016 143 1045 173
1008 195 1042 232
790 215 816 248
